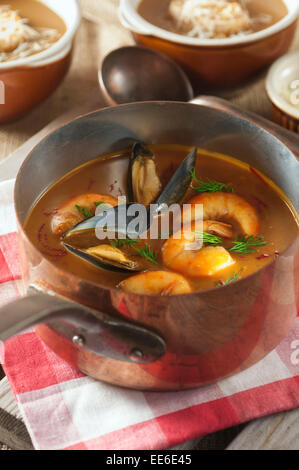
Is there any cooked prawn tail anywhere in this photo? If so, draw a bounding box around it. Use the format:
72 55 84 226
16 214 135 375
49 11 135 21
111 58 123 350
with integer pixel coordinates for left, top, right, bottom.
203 220 233 239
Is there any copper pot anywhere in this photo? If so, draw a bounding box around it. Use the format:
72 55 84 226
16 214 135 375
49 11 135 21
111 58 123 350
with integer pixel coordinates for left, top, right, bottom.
1 102 298 391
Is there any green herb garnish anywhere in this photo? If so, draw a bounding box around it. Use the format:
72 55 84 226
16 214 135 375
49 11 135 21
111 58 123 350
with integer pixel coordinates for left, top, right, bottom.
94 201 104 207
190 169 234 193
110 239 159 265
136 244 158 265
193 231 223 246
110 238 138 249
216 269 244 288
75 205 93 218
229 235 268 255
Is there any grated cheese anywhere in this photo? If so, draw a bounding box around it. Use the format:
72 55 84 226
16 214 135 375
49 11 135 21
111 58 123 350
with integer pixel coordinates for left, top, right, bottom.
0 5 61 62
168 0 272 39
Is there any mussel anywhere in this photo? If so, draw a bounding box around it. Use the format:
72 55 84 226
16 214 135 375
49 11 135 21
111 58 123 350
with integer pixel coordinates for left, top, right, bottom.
64 146 198 241
128 143 162 206
63 243 142 273
63 146 198 273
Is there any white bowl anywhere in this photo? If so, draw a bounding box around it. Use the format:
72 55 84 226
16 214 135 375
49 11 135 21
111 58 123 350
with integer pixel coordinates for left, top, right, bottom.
266 50 299 121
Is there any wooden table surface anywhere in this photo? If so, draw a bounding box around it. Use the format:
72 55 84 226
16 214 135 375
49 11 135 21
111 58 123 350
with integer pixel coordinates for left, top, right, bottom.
0 0 298 451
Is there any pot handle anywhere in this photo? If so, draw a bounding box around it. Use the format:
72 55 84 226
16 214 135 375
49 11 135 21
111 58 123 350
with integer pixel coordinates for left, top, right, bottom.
0 290 166 364
191 96 299 159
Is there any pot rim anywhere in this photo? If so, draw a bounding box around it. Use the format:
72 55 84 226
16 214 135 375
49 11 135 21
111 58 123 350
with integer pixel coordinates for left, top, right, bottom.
14 101 299 300
119 0 299 48
0 0 81 70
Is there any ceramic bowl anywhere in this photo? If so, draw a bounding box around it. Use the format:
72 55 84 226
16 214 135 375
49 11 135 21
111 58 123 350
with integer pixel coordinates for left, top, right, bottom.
266 50 299 133
119 0 299 88
0 0 81 123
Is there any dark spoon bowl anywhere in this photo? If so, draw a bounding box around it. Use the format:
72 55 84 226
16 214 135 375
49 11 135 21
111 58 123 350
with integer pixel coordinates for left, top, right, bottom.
99 46 194 105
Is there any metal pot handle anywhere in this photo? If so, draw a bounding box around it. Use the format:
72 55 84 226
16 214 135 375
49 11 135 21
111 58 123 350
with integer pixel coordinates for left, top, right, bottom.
191 96 299 159
0 290 166 364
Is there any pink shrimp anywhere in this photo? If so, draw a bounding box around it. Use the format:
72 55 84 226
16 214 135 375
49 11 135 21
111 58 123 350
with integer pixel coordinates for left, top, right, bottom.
51 193 118 236
187 192 260 235
162 225 235 278
119 271 192 295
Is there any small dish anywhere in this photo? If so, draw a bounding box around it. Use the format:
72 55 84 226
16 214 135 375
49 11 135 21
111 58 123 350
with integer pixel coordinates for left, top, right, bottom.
266 50 299 133
0 0 81 123
119 0 299 88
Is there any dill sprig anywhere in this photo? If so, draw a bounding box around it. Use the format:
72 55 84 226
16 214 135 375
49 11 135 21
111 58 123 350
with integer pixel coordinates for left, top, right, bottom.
75 201 108 218
193 231 223 246
110 239 158 265
110 238 138 249
136 244 158 265
190 169 234 193
216 269 244 288
75 205 93 218
229 235 268 255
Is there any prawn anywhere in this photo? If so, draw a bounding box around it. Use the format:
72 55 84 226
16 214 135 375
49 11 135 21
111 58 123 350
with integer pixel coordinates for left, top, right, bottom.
162 224 235 278
119 271 192 295
187 193 260 236
51 193 118 236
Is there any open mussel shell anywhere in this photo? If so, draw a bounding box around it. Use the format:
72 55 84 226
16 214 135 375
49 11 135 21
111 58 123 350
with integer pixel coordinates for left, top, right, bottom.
63 243 142 273
128 142 162 206
63 145 198 240
63 203 141 242
62 229 100 249
63 202 116 246
155 147 197 209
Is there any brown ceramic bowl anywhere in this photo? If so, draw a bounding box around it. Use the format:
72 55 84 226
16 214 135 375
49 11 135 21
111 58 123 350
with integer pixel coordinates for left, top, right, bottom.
119 0 299 88
0 0 81 124
266 51 299 133
0 101 297 392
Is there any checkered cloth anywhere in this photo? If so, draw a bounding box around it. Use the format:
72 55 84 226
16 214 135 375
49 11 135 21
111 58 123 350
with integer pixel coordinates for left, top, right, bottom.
0 178 298 450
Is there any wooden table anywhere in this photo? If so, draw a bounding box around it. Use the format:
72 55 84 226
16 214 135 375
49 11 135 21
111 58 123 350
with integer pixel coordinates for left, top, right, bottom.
0 0 299 450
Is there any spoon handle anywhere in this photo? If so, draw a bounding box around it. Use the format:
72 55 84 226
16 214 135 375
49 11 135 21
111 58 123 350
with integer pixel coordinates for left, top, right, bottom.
191 96 299 159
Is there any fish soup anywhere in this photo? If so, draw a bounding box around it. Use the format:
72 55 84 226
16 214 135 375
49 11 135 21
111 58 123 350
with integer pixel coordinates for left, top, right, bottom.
137 0 288 40
24 145 299 295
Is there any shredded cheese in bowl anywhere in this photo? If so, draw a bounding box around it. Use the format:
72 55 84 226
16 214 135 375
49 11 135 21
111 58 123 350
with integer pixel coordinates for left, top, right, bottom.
0 5 61 62
169 0 272 39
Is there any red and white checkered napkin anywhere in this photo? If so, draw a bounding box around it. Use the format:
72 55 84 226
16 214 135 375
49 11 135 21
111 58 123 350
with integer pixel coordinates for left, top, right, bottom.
0 178 299 450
